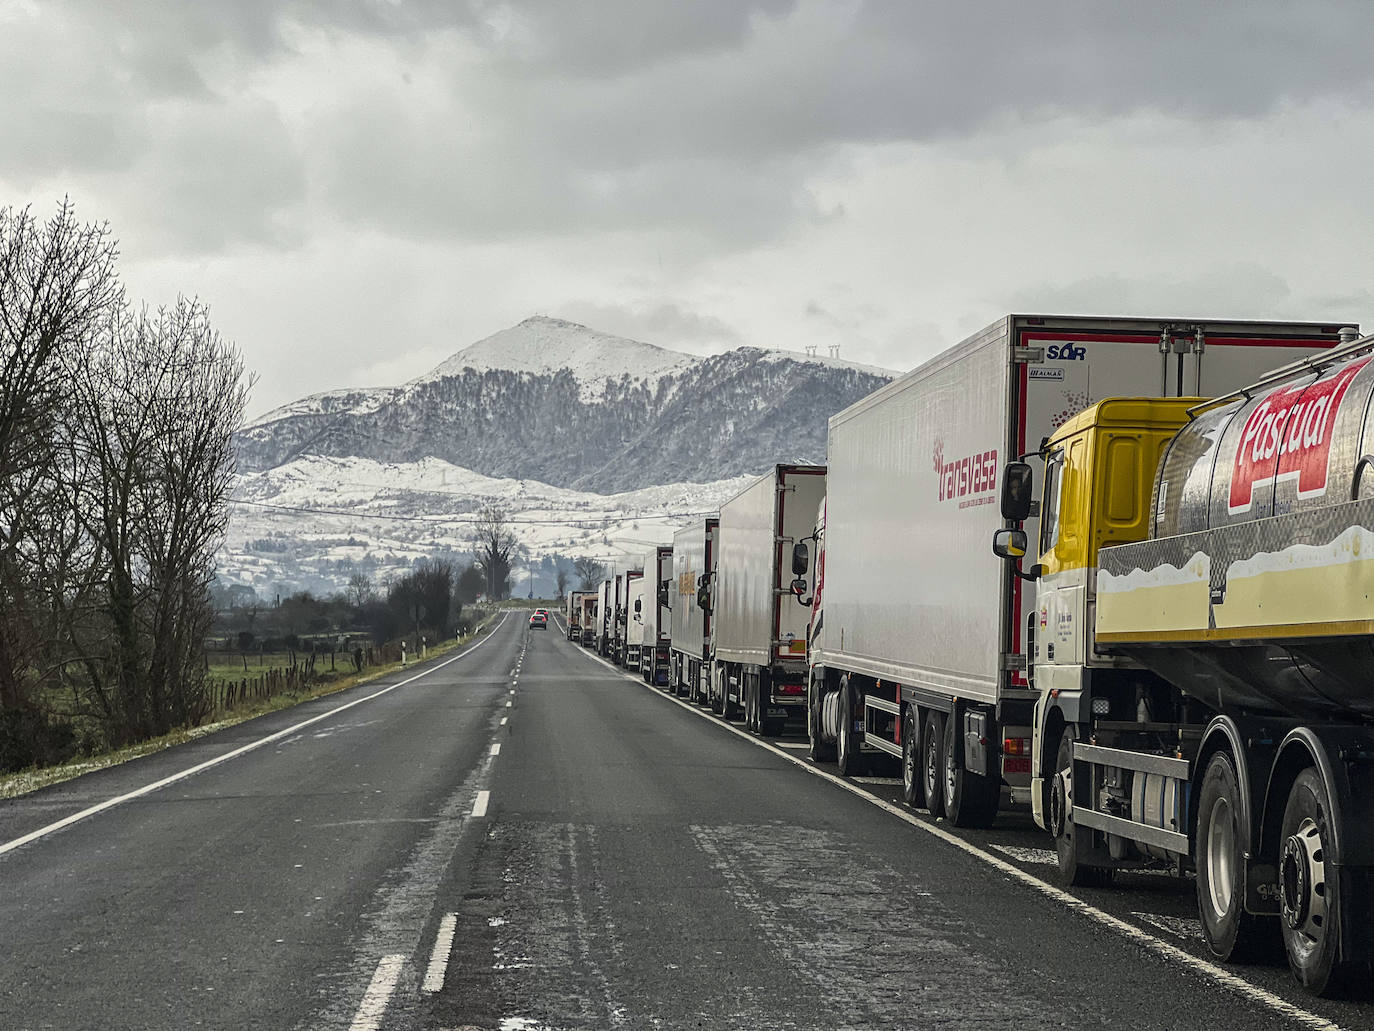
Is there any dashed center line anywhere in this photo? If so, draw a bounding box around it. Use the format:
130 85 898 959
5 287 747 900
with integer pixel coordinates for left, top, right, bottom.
349 954 405 1031
421 913 458 993
500 716 508 726
471 791 491 818
490 743 502 757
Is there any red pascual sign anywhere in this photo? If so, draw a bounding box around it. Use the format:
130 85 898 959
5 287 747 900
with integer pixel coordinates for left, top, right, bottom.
1228 358 1371 515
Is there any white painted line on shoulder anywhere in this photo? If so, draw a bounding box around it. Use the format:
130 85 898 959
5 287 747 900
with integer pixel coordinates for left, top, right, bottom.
489 743 501 757
0 612 512 859
570 644 1343 1031
349 953 405 1031
471 791 490 818
421 913 458 994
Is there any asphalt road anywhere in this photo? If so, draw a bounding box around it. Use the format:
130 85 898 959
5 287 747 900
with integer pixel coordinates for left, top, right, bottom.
2 611 1372 1030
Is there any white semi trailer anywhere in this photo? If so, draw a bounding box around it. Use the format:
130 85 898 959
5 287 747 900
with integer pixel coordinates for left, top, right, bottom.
713 465 827 736
625 577 647 672
670 518 717 703
798 314 1356 828
637 544 673 686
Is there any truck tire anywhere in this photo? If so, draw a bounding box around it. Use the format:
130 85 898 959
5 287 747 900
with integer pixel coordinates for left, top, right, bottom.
721 669 741 721
942 713 999 828
1279 767 1350 995
922 710 946 818
711 665 726 715
808 677 836 762
1050 728 1113 887
836 679 862 777
1196 752 1269 962
901 707 925 808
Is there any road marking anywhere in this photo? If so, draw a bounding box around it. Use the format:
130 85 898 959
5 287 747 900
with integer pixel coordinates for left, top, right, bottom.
500 716 508 726
572 643 1344 1031
0 613 511 859
506 700 512 708
349 953 405 1031
472 791 491 817
1134 911 1201 942
490 743 502 757
421 913 458 993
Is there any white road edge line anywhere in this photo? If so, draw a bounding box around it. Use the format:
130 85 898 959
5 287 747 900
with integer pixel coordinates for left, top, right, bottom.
421 913 458 994
572 642 1344 1031
471 790 491 818
0 612 512 858
349 953 405 1031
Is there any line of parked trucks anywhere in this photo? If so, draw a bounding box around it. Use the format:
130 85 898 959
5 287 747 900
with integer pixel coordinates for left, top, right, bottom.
559 312 1374 994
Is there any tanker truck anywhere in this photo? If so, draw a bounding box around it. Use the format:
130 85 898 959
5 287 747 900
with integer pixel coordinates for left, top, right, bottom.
992 329 1374 994
797 314 1355 831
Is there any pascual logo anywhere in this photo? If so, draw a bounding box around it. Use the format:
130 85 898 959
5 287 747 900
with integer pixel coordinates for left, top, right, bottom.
1046 342 1088 361
1228 358 1370 514
932 440 998 508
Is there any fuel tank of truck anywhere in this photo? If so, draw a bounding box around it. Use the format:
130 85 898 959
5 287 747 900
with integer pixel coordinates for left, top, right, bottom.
1097 340 1374 719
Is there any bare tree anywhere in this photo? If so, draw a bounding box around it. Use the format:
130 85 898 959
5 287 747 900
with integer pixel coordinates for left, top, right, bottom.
70 298 250 742
346 572 375 609
555 566 569 600
471 505 518 601
0 200 121 712
573 555 606 591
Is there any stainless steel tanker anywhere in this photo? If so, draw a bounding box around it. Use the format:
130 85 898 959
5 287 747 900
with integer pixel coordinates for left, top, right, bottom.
993 327 1374 995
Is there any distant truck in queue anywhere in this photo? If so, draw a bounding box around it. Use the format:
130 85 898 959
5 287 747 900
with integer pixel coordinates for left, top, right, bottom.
610 567 643 667
670 518 718 702
990 326 1374 994
625 576 647 671
565 590 597 643
637 545 673 686
710 465 827 735
794 315 1358 831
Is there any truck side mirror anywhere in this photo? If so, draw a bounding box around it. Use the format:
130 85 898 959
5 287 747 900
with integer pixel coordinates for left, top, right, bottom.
697 584 710 610
992 528 1028 560
1000 462 1034 521
658 581 670 609
791 541 809 575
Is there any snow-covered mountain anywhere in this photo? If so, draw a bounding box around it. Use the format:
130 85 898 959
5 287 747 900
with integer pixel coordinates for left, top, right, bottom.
222 316 896 596
236 316 894 494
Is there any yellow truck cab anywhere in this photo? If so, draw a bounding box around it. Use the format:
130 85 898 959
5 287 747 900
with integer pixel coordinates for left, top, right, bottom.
1011 398 1199 828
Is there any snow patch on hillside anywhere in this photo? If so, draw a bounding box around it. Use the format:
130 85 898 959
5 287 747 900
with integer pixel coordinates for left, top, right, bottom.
221 454 754 597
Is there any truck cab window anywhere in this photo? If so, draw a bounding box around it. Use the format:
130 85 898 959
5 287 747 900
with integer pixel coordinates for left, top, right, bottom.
1040 449 1065 556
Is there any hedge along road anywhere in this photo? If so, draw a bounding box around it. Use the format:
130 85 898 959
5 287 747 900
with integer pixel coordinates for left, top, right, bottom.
0 613 517 1030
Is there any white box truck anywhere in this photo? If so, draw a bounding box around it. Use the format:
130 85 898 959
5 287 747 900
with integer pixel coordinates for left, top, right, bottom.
637 545 673 686
712 464 827 735
565 590 597 643
625 577 647 671
595 578 612 654
799 314 1355 828
670 518 717 703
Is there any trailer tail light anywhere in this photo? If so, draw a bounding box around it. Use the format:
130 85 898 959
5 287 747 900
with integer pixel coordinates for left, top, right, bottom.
777 682 804 695
1003 736 1030 756
786 640 806 654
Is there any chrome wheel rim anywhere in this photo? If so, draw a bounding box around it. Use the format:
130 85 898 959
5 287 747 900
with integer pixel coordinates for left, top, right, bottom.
1204 796 1236 921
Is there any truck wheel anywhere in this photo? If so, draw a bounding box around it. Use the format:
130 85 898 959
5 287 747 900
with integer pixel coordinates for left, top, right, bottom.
722 672 740 721
711 666 726 715
942 714 999 828
808 679 836 762
1196 752 1269 962
922 710 946 818
836 687 860 777
901 707 925 808
1279 767 1350 995
1050 728 1113 887
744 679 757 733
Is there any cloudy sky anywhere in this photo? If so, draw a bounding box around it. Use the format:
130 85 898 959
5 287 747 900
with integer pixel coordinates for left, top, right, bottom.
5 0 1374 417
